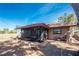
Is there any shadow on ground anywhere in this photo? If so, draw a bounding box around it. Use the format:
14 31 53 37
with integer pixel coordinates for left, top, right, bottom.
37 42 79 56
0 39 79 56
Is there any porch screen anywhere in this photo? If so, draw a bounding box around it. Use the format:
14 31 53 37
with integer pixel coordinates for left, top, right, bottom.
53 28 61 34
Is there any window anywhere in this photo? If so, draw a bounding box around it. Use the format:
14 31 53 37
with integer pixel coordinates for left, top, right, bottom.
53 28 61 34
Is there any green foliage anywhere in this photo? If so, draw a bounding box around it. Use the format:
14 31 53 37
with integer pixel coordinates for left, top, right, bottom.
0 28 16 34
58 13 77 25
8 30 16 34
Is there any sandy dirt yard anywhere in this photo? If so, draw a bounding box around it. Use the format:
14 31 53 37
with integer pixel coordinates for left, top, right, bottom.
0 34 17 42
0 34 79 56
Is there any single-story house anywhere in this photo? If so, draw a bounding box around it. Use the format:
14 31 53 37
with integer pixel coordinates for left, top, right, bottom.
16 23 78 41
16 23 49 41
48 23 77 40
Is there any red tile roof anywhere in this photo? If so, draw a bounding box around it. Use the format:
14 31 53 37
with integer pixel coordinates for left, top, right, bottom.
16 23 49 29
49 23 77 28
16 23 77 29
48 22 61 27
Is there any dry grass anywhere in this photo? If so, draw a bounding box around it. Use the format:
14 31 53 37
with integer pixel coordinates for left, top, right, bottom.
0 34 17 41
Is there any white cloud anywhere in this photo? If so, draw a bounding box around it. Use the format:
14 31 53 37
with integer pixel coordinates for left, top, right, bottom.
31 3 55 18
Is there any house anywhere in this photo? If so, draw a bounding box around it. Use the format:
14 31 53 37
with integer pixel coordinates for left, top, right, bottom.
48 23 77 40
16 23 49 41
16 23 78 41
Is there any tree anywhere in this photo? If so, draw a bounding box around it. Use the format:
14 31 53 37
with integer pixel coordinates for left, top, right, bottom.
58 13 78 43
9 30 16 34
0 28 16 34
3 28 9 34
58 13 77 25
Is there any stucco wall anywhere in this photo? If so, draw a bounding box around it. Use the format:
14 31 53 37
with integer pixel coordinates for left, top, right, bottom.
48 27 69 40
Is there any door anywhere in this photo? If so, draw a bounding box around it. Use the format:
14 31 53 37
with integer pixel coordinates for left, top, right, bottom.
36 27 48 41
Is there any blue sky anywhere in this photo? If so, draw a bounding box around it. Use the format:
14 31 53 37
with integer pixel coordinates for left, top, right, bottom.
0 3 75 30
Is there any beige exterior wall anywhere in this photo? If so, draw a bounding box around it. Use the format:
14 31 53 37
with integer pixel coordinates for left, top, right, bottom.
48 27 70 40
